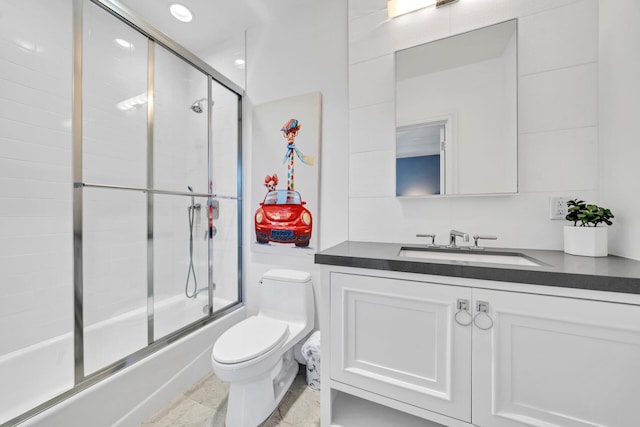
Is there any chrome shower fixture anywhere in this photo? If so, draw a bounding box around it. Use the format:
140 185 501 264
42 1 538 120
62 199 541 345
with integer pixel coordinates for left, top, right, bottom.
190 98 213 113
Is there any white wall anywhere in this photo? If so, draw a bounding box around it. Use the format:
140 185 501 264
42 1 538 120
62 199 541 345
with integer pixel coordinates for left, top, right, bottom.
348 0 601 251
599 1 640 261
243 0 349 320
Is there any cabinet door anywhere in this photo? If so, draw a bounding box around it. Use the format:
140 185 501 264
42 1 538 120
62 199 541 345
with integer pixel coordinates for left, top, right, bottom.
330 273 472 422
472 288 640 427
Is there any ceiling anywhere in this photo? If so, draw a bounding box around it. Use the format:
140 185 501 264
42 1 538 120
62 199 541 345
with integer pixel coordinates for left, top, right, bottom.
112 0 311 53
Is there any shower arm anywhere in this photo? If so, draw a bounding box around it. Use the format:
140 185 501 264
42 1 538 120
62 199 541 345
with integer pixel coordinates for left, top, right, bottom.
75 182 239 200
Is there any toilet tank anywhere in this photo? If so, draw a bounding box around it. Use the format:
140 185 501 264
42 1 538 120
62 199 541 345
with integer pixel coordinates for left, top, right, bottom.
259 269 314 326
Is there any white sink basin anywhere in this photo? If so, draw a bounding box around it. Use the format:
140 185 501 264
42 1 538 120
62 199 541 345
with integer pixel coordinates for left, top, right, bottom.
398 248 542 267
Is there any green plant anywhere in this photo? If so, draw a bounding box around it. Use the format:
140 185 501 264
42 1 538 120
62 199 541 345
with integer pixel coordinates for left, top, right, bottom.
565 199 614 227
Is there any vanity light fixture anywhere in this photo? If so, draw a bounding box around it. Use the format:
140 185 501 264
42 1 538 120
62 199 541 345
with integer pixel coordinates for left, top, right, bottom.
15 37 43 53
114 38 134 50
116 93 148 111
436 0 458 6
387 0 435 18
169 3 193 22
387 0 458 18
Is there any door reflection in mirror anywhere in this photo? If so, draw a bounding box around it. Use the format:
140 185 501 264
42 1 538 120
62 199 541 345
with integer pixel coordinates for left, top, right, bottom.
396 120 447 196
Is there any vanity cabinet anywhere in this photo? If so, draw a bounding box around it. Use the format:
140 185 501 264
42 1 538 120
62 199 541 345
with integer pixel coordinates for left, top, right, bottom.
472 288 640 427
330 273 472 423
323 269 640 427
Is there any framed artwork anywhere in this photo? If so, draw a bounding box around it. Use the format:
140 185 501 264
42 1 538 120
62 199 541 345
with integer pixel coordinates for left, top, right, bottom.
251 92 322 256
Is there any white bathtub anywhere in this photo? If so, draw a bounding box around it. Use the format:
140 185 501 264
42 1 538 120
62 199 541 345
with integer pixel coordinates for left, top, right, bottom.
0 295 243 426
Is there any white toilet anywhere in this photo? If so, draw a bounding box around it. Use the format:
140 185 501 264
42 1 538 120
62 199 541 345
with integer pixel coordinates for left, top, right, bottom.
211 269 315 427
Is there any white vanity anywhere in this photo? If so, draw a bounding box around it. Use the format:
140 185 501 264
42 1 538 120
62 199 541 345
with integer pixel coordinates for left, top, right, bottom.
316 241 640 427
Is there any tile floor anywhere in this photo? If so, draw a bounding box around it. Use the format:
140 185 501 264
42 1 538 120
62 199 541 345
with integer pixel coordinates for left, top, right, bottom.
141 365 320 427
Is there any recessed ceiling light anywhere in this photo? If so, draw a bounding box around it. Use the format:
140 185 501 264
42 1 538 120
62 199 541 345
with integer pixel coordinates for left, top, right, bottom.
116 93 148 111
234 59 245 69
170 3 193 22
15 37 43 53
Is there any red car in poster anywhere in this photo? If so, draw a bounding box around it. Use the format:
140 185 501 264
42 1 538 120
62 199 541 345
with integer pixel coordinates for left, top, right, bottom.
255 190 312 247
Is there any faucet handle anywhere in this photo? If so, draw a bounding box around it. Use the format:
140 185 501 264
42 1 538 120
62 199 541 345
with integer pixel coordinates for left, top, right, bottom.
416 233 436 246
472 234 497 250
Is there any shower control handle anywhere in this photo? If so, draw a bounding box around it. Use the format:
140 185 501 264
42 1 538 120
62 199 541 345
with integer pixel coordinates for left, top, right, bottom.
205 226 217 239
208 199 220 219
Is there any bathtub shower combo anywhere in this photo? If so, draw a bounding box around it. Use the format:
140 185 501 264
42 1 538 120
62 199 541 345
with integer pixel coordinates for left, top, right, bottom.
0 0 243 425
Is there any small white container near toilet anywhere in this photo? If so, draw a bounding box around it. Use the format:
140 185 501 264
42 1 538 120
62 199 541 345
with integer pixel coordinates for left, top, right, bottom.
211 269 315 427
301 331 321 390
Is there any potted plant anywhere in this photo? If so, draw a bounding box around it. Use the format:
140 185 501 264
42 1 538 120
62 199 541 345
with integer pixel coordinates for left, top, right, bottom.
564 199 614 257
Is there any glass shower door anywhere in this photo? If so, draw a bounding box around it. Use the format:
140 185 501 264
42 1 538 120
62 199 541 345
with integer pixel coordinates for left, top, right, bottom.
152 45 211 339
81 1 148 375
152 46 241 339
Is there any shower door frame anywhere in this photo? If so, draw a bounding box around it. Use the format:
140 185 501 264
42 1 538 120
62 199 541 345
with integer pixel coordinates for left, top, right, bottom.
6 0 244 425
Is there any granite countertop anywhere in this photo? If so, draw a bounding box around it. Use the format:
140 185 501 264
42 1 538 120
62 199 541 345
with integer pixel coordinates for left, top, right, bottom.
314 241 640 295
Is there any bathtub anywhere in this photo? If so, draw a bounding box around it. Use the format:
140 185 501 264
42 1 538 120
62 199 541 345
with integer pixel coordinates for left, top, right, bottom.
1 294 244 426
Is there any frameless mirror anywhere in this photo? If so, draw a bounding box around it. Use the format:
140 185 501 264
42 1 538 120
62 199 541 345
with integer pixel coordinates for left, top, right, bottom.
395 19 518 196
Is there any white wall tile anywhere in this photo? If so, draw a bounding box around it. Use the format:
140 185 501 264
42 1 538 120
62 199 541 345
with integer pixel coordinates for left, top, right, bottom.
0 98 70 133
349 54 395 109
519 63 597 134
348 0 603 251
518 127 598 193
446 192 589 250
450 0 583 35
349 196 453 244
349 150 395 198
350 102 395 153
348 0 386 19
0 118 70 150
349 7 451 65
0 0 74 360
519 0 598 75
449 0 517 35
599 0 640 260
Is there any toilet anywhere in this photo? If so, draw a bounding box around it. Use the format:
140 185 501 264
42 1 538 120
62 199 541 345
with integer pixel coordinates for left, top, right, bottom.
211 269 315 427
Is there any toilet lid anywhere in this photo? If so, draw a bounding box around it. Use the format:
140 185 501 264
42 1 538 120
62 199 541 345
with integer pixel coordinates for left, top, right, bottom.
213 316 289 364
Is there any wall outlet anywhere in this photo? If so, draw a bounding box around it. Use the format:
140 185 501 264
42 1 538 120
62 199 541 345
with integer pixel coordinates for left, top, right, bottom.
549 197 569 220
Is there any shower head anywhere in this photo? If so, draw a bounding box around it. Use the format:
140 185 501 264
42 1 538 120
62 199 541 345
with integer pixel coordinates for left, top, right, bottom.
190 98 214 113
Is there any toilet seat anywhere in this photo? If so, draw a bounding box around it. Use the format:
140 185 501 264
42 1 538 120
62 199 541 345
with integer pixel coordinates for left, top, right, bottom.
213 316 289 364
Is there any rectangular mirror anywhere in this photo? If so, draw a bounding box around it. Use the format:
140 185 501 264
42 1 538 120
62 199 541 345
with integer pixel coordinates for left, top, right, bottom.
395 19 518 196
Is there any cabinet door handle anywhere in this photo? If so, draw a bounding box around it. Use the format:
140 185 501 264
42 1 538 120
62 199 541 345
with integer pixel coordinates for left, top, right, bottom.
454 299 472 326
473 301 494 330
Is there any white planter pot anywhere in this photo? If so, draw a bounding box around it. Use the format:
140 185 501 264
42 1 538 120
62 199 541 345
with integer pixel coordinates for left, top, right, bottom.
563 226 608 257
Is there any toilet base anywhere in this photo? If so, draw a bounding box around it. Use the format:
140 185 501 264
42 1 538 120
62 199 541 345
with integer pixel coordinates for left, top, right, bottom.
225 348 298 427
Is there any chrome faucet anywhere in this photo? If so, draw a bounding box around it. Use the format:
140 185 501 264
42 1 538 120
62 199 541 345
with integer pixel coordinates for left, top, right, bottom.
448 230 469 248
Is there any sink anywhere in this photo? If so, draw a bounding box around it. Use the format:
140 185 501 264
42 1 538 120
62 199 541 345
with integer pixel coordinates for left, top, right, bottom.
398 248 543 267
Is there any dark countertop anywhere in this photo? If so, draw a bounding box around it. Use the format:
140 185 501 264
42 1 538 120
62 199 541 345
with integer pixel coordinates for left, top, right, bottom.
314 241 640 295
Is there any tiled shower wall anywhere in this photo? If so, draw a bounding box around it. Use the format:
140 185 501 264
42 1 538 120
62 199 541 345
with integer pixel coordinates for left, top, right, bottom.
0 0 239 361
0 0 73 356
348 0 600 250
1 0 240 422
